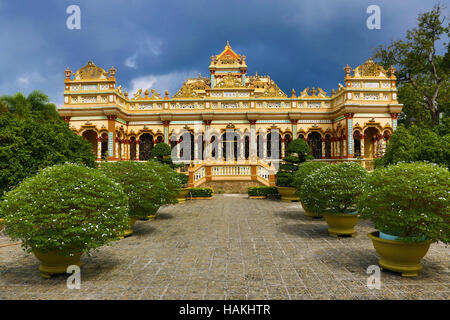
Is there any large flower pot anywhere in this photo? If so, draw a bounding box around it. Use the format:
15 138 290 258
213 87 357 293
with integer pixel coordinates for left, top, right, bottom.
177 188 189 203
123 217 138 238
368 231 433 277
0 218 4 232
277 187 299 202
33 251 83 279
323 212 359 237
300 201 322 219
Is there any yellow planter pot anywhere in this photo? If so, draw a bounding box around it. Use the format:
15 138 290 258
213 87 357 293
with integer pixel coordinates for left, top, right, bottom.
177 188 190 203
248 196 266 199
33 251 83 279
122 217 138 237
277 187 299 202
323 212 359 237
300 201 322 218
0 218 4 232
368 231 432 277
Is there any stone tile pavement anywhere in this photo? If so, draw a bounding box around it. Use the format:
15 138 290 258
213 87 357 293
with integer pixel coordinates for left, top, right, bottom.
0 194 448 300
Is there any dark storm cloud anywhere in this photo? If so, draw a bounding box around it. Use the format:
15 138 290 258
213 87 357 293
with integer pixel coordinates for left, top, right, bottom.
0 0 440 105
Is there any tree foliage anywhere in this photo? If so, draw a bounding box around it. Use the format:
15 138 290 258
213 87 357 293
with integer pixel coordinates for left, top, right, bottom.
276 139 311 187
374 4 449 126
0 91 96 196
376 124 450 168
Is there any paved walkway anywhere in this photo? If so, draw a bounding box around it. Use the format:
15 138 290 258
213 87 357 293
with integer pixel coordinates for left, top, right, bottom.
0 194 448 300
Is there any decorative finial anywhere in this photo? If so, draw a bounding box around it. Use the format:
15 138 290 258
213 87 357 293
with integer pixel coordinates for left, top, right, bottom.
144 89 149 98
291 88 296 98
124 91 128 98
344 64 352 76
64 67 72 79
310 87 317 96
331 88 336 95
108 66 116 77
164 90 169 100
226 40 230 47
388 65 396 76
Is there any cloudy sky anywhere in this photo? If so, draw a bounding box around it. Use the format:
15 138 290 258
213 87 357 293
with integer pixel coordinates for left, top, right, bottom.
0 0 445 105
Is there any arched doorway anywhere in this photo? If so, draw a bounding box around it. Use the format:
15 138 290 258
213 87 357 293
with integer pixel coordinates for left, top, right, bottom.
257 134 264 159
100 133 108 159
221 132 239 161
244 135 250 160
353 131 362 157
82 130 98 157
139 133 154 160
308 132 322 159
364 127 379 159
130 136 137 160
284 134 292 157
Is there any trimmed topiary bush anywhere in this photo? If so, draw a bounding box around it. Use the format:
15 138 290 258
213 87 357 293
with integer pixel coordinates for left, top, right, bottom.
300 162 369 214
248 186 279 197
358 162 449 243
188 187 214 198
0 163 129 255
177 172 189 188
276 139 310 187
99 160 181 219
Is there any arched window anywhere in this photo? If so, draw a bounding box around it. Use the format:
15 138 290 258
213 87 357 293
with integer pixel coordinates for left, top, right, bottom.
100 133 108 159
257 134 264 159
244 135 250 160
353 131 361 157
308 132 322 159
267 131 281 160
139 133 154 160
284 134 291 156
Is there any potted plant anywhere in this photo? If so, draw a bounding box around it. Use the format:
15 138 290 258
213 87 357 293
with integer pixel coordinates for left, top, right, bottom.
0 163 129 278
176 173 190 203
100 161 181 236
276 139 310 202
359 162 449 277
300 162 369 236
188 187 214 199
293 161 330 218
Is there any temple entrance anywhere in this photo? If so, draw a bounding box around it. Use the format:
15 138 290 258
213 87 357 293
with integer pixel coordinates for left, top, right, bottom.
82 130 98 156
139 133 154 160
308 132 322 159
364 127 378 159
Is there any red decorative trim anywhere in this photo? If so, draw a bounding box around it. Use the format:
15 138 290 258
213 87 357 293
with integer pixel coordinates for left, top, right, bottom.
390 113 399 119
249 120 257 125
344 113 354 119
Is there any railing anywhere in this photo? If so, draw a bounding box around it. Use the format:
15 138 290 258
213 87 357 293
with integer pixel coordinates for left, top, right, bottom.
188 161 276 187
212 166 251 176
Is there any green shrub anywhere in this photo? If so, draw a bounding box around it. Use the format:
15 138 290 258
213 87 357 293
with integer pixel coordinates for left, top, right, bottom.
300 162 369 214
248 186 278 197
188 187 214 198
0 163 129 255
151 142 172 160
358 162 449 243
100 161 181 218
293 161 331 196
178 172 189 187
276 139 310 187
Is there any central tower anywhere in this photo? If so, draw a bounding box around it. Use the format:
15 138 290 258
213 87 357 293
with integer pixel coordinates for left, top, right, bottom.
209 41 247 88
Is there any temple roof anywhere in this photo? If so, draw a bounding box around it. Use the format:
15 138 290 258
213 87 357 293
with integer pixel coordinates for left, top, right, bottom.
73 61 110 80
209 41 247 70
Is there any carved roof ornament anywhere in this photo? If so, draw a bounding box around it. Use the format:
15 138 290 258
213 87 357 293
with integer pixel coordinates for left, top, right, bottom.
317 88 329 98
226 122 235 129
299 88 310 98
132 89 143 100
310 87 317 97
174 82 198 98
73 61 109 80
355 58 387 77
264 81 287 98
291 88 296 98
215 73 243 88
64 67 72 79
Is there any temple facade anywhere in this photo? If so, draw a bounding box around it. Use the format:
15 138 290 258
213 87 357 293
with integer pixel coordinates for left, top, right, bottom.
58 42 402 186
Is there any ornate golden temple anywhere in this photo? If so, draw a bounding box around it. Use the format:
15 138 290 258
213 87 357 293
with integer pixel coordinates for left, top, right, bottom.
59 42 402 187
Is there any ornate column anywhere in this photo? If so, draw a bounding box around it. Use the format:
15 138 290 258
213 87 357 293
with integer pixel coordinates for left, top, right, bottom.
204 120 212 161
194 136 199 162
96 136 102 160
281 138 285 158
291 119 298 139
249 120 257 162
163 121 170 144
136 140 140 161
360 134 365 158
345 113 354 158
321 137 326 159
106 115 117 161
262 136 267 160
391 113 399 131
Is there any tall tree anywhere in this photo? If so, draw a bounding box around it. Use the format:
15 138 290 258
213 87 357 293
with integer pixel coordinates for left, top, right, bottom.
374 4 449 126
